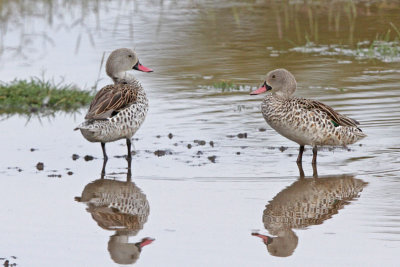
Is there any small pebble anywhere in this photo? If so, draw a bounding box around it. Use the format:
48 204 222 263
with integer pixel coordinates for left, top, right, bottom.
259 128 266 132
187 144 192 149
209 141 214 147
196 151 203 155
36 162 44 171
84 155 94 161
156 135 161 138
237 133 247 138
30 148 37 152
279 146 288 152
194 140 206 145
168 133 173 139
154 150 166 157
236 152 241 155
67 171 73 175
208 155 217 163
72 154 80 160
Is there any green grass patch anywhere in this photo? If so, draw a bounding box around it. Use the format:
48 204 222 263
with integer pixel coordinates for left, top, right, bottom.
211 80 241 92
0 78 93 116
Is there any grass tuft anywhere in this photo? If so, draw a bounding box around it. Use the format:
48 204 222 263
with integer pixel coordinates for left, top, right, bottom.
211 80 241 92
0 78 93 116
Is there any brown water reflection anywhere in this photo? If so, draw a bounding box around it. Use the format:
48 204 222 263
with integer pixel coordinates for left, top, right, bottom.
253 164 367 257
75 165 154 265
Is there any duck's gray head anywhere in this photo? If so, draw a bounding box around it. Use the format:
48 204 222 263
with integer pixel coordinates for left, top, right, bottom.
105 48 153 83
251 68 297 98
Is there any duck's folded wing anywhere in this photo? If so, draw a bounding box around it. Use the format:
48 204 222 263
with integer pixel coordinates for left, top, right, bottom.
85 84 137 120
299 98 360 127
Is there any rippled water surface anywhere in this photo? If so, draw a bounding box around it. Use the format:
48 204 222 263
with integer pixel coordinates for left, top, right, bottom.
1 1 400 266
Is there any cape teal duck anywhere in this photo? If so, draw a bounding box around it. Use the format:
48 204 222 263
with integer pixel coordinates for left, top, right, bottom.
251 68 366 164
75 48 153 160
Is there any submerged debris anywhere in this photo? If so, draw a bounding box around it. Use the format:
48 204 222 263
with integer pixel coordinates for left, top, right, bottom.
48 174 62 178
72 154 79 160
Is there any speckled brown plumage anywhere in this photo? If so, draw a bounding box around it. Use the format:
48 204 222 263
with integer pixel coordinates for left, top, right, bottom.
74 48 152 160
251 68 366 164
85 83 139 120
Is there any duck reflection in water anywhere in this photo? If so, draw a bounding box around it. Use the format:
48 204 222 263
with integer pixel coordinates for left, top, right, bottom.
75 158 154 265
252 164 367 257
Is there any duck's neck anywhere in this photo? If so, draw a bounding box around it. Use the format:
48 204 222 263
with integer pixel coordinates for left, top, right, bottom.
111 72 138 85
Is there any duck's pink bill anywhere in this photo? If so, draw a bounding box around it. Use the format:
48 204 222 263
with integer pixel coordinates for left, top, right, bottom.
252 233 270 243
137 63 153 72
250 85 267 95
140 237 155 248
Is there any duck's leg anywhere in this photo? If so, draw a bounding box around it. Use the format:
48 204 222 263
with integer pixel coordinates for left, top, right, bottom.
101 142 108 161
297 162 305 178
101 142 108 177
312 162 318 178
101 158 107 178
296 145 305 163
126 138 132 159
127 155 132 182
312 146 318 165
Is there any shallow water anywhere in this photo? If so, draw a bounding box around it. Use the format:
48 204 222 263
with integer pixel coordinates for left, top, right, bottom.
1 1 400 266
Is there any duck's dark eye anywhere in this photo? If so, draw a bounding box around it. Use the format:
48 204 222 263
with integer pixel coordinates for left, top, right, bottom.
272 75 276 78
128 55 133 58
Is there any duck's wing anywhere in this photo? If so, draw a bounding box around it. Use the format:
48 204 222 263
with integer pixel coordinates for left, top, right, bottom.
298 98 360 127
85 84 138 120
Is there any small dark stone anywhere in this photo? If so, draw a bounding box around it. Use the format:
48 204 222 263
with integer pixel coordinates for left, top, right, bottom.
193 140 206 145
173 143 178 146
18 168 22 172
226 135 235 138
30 148 37 152
154 150 166 157
236 152 241 155
72 154 80 160
237 133 247 138
259 128 266 132
168 133 173 139
209 141 214 147
84 155 94 161
279 146 288 152
359 144 362 146
67 171 73 175
156 135 161 138
36 162 44 171
187 144 192 149
208 155 217 163
196 151 203 155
